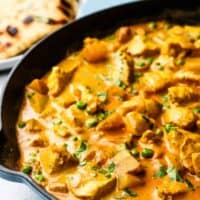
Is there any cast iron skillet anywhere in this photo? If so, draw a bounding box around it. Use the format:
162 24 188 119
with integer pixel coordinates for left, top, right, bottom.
0 0 200 199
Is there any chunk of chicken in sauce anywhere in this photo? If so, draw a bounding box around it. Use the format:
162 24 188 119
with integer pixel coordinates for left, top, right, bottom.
17 21 200 200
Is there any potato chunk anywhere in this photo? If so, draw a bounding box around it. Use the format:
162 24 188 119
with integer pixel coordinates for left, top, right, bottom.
125 112 152 136
168 85 198 104
40 145 77 174
27 90 49 113
157 177 189 199
28 79 48 95
163 107 196 129
47 66 76 97
112 150 141 175
118 96 161 117
140 71 172 92
66 165 116 199
25 119 44 133
81 38 108 63
97 113 125 131
180 134 200 173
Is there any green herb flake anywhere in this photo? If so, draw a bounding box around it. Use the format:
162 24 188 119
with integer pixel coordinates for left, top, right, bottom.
146 57 154 65
177 59 185 66
193 107 200 114
124 188 138 198
116 80 127 89
130 86 137 94
134 72 143 80
185 179 195 190
153 166 167 178
164 123 177 133
167 166 183 182
165 23 172 29
79 160 87 166
53 118 62 125
97 92 108 103
76 101 87 110
108 162 115 173
27 92 35 99
137 61 145 67
18 122 26 129
97 111 110 121
86 118 98 128
148 21 157 29
162 95 169 102
22 165 32 174
162 104 170 110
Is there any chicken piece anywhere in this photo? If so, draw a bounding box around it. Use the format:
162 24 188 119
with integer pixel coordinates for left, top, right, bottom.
140 130 161 144
81 38 108 63
128 35 160 56
52 124 72 137
117 173 143 190
66 165 116 199
40 145 77 174
97 112 125 131
164 130 186 154
192 152 200 176
27 90 49 113
48 182 68 193
151 55 175 71
111 51 134 85
157 177 189 199
118 96 161 117
163 107 196 129
28 79 48 95
175 70 200 83
47 66 77 97
168 85 198 104
28 134 48 147
180 134 200 172
112 150 141 175
140 71 172 92
125 112 152 136
117 26 132 43
25 119 44 133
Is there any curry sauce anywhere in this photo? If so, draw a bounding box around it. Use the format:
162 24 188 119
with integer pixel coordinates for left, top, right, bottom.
17 21 200 200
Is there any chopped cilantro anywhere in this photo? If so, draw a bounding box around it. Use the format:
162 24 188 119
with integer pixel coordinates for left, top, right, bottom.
116 80 127 89
193 107 200 114
153 166 167 178
86 118 98 128
164 123 177 133
162 95 169 102
27 92 35 99
124 188 138 197
18 122 26 129
130 86 137 94
53 118 62 125
108 162 115 173
167 166 183 182
148 21 157 29
97 92 108 103
22 165 32 174
185 179 195 190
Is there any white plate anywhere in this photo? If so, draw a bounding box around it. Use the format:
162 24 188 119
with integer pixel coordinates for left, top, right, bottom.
0 55 23 71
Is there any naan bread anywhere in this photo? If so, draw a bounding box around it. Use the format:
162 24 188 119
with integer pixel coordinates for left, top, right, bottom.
0 0 78 59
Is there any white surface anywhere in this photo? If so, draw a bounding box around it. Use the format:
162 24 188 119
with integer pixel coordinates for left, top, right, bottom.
0 0 137 199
